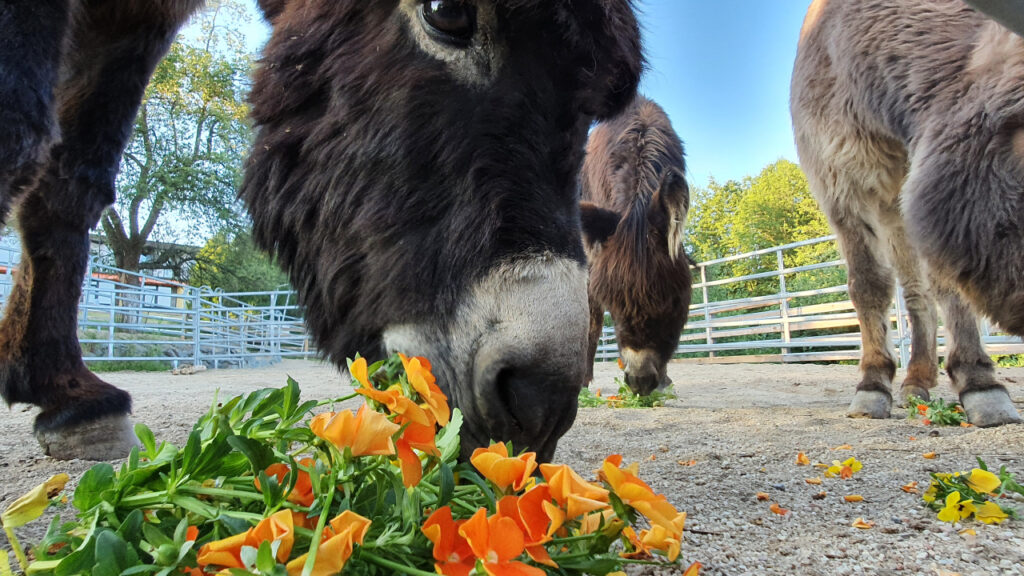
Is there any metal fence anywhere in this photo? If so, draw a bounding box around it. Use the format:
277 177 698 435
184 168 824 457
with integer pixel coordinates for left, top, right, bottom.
595 235 1024 365
0 235 1021 370
0 239 314 369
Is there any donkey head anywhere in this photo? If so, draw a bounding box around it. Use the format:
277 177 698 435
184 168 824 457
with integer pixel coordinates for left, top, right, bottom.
243 0 643 461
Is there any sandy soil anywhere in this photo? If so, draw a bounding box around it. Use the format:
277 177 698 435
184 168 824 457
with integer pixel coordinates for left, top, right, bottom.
2 359 1023 575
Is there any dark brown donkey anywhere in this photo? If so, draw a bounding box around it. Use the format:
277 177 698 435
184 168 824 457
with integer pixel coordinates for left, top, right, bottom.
0 0 643 462
579 95 692 396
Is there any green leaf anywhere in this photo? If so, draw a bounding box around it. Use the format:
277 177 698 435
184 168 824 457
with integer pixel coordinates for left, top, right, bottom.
438 463 455 508
256 540 276 573
73 464 115 512
555 555 622 573
134 423 158 457
227 435 277 474
142 523 174 549
116 510 145 547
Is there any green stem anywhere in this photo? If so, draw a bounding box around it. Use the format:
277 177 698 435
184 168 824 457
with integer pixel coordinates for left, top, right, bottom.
360 551 437 576
2 526 28 573
179 486 264 501
301 469 339 576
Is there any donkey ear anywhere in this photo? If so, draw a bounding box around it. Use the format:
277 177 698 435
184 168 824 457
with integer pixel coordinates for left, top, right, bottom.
257 0 288 21
580 201 621 248
569 0 645 119
649 168 690 262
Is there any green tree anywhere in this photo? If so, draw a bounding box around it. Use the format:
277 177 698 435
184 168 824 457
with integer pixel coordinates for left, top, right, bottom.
190 230 290 304
101 0 252 282
686 159 841 300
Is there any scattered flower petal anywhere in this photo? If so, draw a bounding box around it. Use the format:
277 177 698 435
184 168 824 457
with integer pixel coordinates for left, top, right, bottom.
843 495 864 502
805 478 822 485
769 503 789 516
851 518 874 529
796 452 810 466
922 452 937 459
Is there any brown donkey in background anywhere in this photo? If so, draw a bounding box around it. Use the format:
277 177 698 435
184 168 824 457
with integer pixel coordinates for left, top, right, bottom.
791 0 1023 426
580 95 692 396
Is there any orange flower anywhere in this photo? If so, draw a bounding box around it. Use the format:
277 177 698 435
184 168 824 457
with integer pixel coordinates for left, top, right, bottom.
310 404 399 457
599 456 685 535
683 561 702 575
459 508 545 576
353 356 432 427
917 404 929 416
796 452 810 466
497 487 565 567
350 357 371 388
186 526 199 542
639 523 681 562
399 354 450 426
396 420 441 487
471 442 538 492
197 510 295 570
286 510 371 576
539 463 610 520
256 458 316 507
422 506 476 576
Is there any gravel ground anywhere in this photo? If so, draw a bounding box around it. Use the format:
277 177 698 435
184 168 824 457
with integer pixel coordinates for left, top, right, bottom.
1 359 1023 575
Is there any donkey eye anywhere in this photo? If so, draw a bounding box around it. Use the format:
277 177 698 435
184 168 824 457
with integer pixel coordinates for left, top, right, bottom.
419 0 476 47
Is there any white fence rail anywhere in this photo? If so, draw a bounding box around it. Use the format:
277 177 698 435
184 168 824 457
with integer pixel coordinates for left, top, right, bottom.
1 235 1020 370
0 239 314 369
594 235 1024 365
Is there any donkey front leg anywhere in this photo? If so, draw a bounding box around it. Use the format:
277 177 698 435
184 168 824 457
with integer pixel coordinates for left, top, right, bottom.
834 216 900 419
936 285 1021 427
0 192 138 460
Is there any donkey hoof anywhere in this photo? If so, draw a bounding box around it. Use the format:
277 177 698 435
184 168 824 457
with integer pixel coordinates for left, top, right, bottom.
847 390 892 419
896 384 931 408
961 389 1022 428
35 413 139 461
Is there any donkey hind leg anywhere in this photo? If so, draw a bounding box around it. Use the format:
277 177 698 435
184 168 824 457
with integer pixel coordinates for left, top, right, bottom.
0 6 194 460
935 284 1021 427
0 0 69 216
883 216 939 406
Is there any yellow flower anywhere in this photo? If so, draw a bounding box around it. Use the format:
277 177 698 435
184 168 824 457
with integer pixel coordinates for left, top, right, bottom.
936 491 976 524
974 502 1009 525
639 523 681 562
965 469 1001 495
824 457 862 479
1 474 69 528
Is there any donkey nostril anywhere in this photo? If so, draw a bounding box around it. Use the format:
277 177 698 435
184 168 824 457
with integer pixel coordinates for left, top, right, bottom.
494 367 529 433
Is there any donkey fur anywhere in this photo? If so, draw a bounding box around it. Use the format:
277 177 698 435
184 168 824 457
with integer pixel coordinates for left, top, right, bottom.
579 95 692 396
791 0 1023 426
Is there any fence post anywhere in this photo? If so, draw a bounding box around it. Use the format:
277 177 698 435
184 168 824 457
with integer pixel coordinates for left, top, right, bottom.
192 288 202 368
777 249 791 357
700 265 714 358
894 284 910 368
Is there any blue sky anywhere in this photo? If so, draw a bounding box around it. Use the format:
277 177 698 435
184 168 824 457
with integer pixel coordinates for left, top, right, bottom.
637 1 810 187
235 1 810 188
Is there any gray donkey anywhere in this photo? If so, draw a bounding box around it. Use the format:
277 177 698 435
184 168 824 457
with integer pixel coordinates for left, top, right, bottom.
791 0 1023 426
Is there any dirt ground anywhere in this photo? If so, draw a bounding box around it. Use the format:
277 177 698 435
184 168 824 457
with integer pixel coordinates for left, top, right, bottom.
2 359 1023 575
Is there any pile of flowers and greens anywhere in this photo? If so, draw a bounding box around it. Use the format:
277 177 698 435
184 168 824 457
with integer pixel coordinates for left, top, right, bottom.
923 459 1024 525
2 354 699 576
905 397 968 427
578 378 677 409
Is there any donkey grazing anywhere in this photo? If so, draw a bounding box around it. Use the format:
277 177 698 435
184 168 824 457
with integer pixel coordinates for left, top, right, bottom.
579 95 692 396
791 0 1023 426
0 0 643 462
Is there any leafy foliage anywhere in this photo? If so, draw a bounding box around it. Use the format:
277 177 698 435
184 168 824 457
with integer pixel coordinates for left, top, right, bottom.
189 230 289 297
101 0 253 278
10 356 693 575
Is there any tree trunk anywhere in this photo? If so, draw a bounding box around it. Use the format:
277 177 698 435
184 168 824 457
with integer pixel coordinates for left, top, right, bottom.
114 244 144 325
